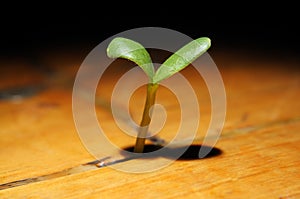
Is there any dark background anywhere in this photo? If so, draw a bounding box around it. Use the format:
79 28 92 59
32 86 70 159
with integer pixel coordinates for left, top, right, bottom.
1 4 299 62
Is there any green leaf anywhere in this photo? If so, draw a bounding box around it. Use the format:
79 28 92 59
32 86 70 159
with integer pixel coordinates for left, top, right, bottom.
107 37 155 81
153 37 211 83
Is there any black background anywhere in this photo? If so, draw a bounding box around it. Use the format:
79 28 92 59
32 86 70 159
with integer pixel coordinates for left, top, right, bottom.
1 4 299 62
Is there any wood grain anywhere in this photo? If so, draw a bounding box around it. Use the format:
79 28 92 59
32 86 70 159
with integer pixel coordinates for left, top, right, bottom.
0 49 299 198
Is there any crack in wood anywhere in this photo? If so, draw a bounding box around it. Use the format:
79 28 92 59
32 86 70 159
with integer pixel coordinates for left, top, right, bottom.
0 160 102 191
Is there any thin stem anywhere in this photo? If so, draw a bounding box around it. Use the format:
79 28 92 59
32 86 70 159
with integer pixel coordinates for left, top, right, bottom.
134 83 159 153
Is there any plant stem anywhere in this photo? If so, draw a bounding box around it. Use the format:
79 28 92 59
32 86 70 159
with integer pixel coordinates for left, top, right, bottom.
134 83 159 153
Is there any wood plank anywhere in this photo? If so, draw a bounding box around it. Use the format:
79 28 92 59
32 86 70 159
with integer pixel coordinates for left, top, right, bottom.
0 49 299 198
1 121 299 198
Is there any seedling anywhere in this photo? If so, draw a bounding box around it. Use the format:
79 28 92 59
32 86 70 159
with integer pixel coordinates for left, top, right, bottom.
107 36 211 153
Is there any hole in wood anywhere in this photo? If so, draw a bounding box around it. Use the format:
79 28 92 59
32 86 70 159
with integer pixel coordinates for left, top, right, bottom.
122 144 222 160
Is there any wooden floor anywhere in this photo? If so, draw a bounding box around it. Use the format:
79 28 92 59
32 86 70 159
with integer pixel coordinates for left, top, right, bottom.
0 46 300 198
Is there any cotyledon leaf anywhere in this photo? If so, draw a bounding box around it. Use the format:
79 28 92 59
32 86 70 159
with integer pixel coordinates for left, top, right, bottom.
107 37 155 81
153 37 211 84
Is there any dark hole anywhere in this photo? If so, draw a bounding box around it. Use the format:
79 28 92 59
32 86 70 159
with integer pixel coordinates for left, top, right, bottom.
124 144 163 153
122 144 222 160
122 145 164 159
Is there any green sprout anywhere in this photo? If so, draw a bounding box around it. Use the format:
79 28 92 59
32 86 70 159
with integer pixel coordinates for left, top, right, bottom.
107 36 211 153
